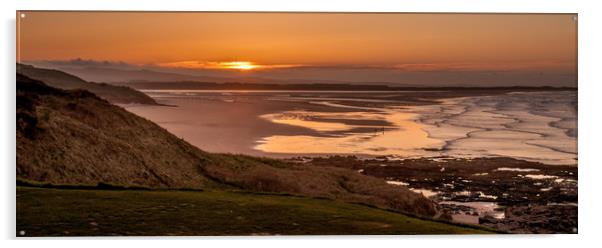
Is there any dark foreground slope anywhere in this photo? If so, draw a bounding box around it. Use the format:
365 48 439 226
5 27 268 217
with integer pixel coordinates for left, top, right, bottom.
16 74 446 219
16 73 218 189
17 64 158 105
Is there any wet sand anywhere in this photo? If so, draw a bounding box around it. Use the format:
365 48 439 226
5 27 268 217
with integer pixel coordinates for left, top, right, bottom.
123 89 578 233
124 90 577 165
261 91 576 165
124 92 361 156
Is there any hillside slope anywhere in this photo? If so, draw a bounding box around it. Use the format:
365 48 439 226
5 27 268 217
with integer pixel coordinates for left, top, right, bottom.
17 64 158 105
16 73 218 189
16 73 445 218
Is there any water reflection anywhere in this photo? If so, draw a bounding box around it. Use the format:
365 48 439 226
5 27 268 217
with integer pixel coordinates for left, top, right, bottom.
255 91 577 165
129 90 577 165
255 107 443 156
260 112 354 132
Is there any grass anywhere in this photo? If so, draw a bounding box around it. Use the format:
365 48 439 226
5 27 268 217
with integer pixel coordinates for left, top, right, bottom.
16 177 153 191
16 186 493 236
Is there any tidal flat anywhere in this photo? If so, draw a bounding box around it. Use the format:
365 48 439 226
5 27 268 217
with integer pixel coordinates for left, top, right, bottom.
123 89 577 233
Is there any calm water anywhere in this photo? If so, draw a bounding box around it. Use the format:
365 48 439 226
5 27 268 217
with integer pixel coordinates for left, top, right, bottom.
127 90 577 165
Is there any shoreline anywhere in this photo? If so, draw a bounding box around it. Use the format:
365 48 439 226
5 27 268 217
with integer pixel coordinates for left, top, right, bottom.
300 155 577 233
122 89 578 233
125 89 577 165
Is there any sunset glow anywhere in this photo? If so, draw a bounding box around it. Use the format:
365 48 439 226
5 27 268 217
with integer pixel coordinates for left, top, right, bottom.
223 61 259 70
15 11 579 235
157 60 305 71
16 11 577 86
158 61 261 70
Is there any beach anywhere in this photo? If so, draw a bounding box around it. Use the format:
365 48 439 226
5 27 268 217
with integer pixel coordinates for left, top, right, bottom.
124 89 578 233
125 89 577 165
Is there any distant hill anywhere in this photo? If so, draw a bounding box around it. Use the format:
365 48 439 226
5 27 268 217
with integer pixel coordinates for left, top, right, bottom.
17 64 158 105
120 80 577 91
24 59 577 87
48 65 233 83
22 62 284 84
15 73 445 219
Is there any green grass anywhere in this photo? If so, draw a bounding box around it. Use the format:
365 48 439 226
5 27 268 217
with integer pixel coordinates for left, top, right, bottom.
16 186 492 236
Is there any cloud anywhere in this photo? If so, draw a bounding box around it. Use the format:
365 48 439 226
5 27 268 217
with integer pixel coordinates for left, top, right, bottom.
21 58 577 87
25 58 575 74
156 60 303 71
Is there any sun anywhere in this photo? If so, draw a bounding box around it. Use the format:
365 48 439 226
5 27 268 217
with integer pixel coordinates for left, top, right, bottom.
157 60 287 71
221 61 260 70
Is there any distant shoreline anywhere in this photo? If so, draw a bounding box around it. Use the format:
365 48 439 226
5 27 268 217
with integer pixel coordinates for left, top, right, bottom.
115 81 577 92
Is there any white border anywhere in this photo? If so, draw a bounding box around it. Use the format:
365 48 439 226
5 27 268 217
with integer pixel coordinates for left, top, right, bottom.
2 0 602 247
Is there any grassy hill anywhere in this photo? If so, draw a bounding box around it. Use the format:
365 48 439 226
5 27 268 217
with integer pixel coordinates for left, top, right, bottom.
16 73 218 189
13 73 494 234
16 187 492 236
17 63 158 105
16 73 448 218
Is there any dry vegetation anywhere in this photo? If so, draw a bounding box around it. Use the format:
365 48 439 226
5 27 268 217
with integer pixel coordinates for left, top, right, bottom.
16 74 446 220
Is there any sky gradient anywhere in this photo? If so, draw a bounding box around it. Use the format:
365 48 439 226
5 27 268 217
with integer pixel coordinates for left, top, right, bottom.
17 11 578 86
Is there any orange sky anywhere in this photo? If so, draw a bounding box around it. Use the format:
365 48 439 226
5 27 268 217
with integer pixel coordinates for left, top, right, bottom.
17 12 577 69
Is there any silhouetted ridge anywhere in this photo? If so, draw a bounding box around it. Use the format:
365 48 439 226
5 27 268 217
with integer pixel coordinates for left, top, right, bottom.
17 63 159 105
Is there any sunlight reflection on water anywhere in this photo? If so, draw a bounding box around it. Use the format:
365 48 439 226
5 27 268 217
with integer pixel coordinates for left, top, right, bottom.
255 91 577 165
255 109 443 156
